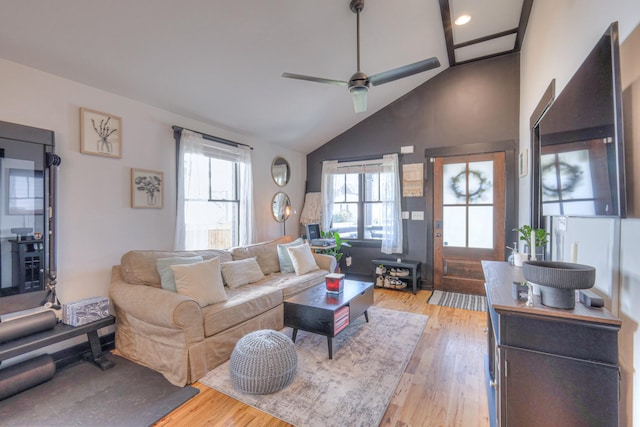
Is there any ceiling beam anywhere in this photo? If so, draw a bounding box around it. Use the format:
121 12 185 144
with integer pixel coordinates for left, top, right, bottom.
454 28 518 49
438 0 456 67
454 50 518 67
515 0 534 51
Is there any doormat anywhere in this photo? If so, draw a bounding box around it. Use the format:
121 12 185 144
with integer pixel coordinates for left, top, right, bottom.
0 354 199 427
428 290 487 312
200 306 428 427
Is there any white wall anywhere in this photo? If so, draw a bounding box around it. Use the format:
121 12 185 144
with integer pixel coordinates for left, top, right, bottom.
0 57 307 305
519 1 640 425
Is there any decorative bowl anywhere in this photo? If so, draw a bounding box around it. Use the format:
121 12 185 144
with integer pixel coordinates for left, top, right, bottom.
522 261 596 309
522 261 595 290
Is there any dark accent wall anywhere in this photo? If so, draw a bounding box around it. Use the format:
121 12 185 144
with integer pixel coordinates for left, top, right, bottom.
306 53 520 286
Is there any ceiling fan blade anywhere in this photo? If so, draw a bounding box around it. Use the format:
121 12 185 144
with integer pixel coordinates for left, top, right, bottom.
281 72 348 87
369 57 441 86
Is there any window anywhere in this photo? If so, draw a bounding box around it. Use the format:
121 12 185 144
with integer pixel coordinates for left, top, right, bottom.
321 154 402 254
175 129 253 250
183 155 239 249
330 172 384 240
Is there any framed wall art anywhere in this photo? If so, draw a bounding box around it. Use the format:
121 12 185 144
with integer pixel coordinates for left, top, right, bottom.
131 168 163 208
402 162 424 197
80 107 122 158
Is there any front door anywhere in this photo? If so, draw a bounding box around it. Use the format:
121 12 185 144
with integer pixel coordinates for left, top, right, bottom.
433 152 505 295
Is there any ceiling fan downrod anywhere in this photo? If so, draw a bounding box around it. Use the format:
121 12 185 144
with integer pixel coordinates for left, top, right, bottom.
350 0 364 72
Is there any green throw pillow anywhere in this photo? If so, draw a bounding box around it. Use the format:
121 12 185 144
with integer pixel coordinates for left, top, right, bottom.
277 238 304 273
156 256 204 292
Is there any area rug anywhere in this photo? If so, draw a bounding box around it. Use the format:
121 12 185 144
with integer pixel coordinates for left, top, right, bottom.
0 354 199 427
200 306 428 427
428 290 487 312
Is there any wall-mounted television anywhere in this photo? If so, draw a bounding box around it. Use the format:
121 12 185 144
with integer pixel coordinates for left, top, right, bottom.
536 22 626 218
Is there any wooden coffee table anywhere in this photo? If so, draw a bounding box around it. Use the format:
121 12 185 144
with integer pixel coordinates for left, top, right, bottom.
283 279 374 359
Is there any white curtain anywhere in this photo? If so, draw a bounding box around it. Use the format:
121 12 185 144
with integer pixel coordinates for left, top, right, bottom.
320 160 338 232
320 155 402 254
175 129 254 250
380 154 402 254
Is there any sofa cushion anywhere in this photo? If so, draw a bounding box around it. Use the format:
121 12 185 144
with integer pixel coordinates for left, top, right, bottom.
202 284 283 336
221 257 264 288
121 249 232 288
253 270 328 299
172 257 227 307
230 236 292 275
157 256 203 292
287 244 319 275
276 238 304 273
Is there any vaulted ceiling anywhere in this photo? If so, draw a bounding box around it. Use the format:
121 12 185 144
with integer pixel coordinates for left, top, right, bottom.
0 0 531 153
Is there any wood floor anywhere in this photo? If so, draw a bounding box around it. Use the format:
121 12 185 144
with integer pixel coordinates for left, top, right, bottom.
155 289 490 427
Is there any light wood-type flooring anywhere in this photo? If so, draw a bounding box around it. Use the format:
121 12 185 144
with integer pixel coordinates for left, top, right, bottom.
155 288 490 427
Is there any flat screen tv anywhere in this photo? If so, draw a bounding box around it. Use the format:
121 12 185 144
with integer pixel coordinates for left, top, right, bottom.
536 22 626 218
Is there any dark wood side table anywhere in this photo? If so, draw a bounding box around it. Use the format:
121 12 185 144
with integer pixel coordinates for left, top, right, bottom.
371 258 422 294
283 280 374 359
0 315 116 370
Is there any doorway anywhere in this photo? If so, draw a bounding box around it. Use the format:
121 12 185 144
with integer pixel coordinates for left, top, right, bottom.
432 152 506 295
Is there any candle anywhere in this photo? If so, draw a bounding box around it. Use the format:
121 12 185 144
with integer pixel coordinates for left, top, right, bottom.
571 241 578 263
530 230 536 261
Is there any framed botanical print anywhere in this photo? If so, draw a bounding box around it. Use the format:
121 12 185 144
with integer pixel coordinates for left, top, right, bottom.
131 168 163 208
80 107 122 158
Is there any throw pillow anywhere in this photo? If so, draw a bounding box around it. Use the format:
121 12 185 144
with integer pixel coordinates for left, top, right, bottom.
277 237 304 273
287 243 319 276
171 257 227 307
156 256 204 292
221 257 265 288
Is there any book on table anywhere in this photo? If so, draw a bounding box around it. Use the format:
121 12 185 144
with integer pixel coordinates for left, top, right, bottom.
334 305 350 334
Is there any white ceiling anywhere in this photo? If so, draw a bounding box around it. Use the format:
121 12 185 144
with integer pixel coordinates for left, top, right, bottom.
0 0 528 154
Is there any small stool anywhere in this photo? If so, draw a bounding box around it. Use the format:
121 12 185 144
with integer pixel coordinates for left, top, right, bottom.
230 329 297 394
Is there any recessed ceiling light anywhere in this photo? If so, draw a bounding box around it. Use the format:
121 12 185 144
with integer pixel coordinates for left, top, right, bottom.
455 14 471 26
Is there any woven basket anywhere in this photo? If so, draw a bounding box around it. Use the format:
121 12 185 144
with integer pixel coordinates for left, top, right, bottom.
230 329 297 394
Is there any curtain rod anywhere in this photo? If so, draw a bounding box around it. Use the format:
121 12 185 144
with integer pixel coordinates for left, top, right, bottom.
324 152 399 166
336 159 383 169
172 125 253 150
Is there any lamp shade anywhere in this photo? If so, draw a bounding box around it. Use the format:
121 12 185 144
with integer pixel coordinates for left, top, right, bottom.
349 86 368 113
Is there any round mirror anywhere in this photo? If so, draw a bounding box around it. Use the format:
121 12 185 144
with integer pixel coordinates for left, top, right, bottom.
271 192 291 223
271 156 290 187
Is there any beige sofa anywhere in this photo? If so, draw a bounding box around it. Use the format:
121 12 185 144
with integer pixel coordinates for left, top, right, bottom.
109 236 336 386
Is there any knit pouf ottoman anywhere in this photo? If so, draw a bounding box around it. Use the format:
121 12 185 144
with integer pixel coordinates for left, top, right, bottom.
230 329 297 394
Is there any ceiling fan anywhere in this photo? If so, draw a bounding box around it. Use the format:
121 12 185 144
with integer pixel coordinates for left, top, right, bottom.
282 0 440 113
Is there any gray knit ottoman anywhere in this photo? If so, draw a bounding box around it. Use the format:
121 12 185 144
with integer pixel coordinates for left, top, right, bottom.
230 329 297 394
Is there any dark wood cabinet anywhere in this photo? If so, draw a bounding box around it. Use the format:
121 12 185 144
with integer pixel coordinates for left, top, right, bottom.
482 261 621 427
10 239 44 293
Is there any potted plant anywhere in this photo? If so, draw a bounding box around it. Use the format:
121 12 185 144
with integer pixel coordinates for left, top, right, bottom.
320 230 352 271
514 225 549 258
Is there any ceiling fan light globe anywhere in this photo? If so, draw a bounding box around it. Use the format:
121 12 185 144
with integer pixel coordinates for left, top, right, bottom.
349 85 368 113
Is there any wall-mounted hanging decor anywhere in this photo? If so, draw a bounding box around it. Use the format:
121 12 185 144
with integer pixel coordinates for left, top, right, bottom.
131 168 163 208
80 107 122 158
402 163 424 197
519 149 528 177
